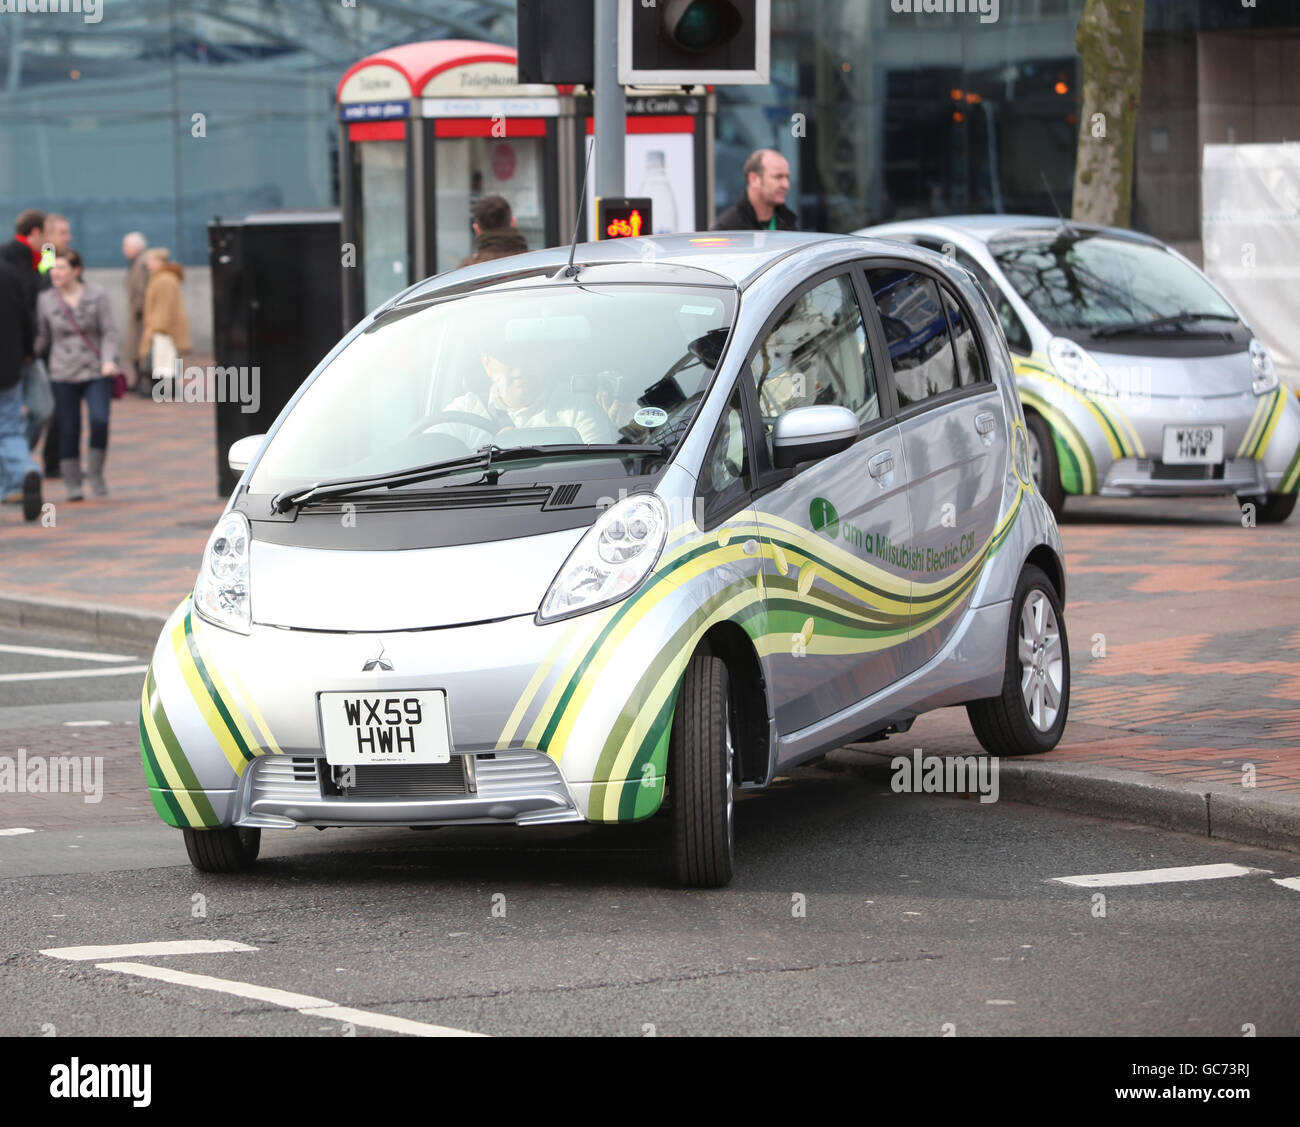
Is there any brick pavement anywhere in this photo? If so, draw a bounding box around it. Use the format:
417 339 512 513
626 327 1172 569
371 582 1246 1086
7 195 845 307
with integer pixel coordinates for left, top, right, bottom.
1 372 224 613
1 394 1297 818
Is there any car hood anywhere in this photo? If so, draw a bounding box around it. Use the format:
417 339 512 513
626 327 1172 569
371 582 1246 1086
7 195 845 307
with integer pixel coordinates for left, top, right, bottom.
248 526 586 631
1089 346 1254 400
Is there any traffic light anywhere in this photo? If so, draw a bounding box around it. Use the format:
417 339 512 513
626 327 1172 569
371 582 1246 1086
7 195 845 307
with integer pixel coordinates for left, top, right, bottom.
596 197 653 239
619 0 769 85
516 0 595 87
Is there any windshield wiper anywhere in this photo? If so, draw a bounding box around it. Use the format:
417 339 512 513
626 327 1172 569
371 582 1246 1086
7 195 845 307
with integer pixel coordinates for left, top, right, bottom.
270 444 667 514
1090 311 1237 338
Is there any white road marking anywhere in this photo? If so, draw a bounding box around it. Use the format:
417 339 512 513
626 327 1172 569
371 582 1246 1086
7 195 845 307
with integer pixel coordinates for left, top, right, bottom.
64 720 112 727
0 827 35 836
0 664 149 683
0 643 139 663
1052 863 1271 888
986 999 1016 1005
1272 877 1300 893
41 939 259 961
96 962 483 1037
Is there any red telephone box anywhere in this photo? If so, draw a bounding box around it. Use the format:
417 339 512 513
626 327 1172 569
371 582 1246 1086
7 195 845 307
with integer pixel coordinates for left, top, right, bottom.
336 40 575 327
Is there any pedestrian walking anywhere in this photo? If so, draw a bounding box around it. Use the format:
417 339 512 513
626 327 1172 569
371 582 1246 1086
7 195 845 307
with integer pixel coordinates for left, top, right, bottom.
121 232 150 396
34 214 74 479
34 250 123 501
458 195 528 267
0 209 54 465
711 149 798 232
0 255 41 521
137 248 190 388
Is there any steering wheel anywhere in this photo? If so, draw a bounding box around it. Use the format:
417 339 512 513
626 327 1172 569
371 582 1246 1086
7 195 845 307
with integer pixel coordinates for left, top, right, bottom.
404 410 500 440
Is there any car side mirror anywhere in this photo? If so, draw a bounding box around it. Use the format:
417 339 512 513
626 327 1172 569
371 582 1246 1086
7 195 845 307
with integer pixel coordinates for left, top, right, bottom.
227 434 266 475
772 405 859 469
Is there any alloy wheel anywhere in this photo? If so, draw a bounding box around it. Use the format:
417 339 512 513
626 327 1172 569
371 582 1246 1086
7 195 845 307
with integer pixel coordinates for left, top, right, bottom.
1018 589 1063 731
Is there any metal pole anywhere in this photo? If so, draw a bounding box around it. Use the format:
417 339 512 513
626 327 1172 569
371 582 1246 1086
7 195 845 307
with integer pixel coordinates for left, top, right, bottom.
594 0 625 205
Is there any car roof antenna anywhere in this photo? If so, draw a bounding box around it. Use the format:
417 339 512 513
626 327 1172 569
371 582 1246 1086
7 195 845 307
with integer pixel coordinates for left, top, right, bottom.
563 137 595 279
1040 171 1077 238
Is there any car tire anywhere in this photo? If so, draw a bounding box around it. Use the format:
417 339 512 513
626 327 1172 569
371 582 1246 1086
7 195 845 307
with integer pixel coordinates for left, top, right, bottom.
1238 492 1296 524
182 826 261 873
1025 411 1065 520
669 651 736 888
967 564 1069 756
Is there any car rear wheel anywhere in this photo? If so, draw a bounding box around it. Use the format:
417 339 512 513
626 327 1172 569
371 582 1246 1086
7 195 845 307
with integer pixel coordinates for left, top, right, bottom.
1025 412 1065 519
182 826 261 873
1238 492 1296 524
668 652 736 888
967 564 1069 756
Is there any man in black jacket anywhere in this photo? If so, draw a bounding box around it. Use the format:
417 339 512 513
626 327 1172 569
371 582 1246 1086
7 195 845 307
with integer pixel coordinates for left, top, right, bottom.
711 149 798 232
0 256 41 521
1 209 56 475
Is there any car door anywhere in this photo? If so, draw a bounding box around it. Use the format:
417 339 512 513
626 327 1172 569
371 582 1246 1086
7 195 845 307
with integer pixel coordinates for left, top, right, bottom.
742 268 914 736
864 265 1006 673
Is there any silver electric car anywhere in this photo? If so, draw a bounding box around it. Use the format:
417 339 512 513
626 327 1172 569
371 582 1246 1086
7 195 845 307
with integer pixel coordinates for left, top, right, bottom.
859 216 1300 522
140 232 1068 887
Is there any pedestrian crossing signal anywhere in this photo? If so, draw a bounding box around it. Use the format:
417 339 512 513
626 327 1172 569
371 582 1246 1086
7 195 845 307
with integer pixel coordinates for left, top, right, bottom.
596 197 653 240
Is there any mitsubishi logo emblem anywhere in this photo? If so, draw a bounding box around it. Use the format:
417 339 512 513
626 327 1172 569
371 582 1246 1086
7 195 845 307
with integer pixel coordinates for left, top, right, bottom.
362 643 393 672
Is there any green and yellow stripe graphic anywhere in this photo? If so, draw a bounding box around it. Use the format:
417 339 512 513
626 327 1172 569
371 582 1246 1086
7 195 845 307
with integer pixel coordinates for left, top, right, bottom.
139 668 219 828
1237 387 1287 460
505 485 1025 822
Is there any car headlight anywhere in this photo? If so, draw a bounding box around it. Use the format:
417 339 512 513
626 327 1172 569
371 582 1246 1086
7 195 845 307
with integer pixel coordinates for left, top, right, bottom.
1048 336 1118 397
194 511 251 634
538 494 668 623
1250 337 1279 395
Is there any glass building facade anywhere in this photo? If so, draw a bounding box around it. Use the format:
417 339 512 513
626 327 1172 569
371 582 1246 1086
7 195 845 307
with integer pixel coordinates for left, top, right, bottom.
1 0 1295 267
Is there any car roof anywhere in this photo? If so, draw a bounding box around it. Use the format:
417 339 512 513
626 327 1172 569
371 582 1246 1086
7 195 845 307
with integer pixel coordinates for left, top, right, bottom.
860 214 1166 249
397 231 880 307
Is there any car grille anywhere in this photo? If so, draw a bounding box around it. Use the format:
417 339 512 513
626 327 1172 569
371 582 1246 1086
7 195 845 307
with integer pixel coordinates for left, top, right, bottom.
344 761 468 797
249 755 320 801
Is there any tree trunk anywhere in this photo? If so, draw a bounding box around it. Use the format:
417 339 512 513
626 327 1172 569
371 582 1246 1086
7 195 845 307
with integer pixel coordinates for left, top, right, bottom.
1071 0 1145 227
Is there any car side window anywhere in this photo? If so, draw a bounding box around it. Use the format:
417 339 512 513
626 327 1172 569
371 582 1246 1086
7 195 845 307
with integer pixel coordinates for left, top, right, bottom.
953 248 1032 355
941 285 985 387
702 389 754 527
867 269 958 408
749 274 880 454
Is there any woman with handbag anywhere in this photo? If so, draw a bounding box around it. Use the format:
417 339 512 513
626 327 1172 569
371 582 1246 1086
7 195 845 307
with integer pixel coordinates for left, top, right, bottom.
33 250 126 500
137 247 190 392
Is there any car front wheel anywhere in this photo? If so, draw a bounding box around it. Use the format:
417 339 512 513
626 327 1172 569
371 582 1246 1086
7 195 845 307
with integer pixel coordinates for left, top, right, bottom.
668 651 736 888
1237 492 1296 524
1025 412 1065 519
182 826 261 873
968 564 1069 755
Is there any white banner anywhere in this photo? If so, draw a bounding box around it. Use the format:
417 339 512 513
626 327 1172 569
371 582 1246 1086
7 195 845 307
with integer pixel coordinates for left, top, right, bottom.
1202 143 1300 392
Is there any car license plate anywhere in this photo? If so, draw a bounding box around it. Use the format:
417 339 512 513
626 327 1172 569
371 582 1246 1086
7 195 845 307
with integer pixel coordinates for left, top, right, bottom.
1162 425 1223 465
319 690 450 765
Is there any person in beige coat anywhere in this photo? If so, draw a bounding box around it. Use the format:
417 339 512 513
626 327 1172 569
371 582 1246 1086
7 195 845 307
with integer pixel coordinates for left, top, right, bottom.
121 232 150 396
138 248 191 383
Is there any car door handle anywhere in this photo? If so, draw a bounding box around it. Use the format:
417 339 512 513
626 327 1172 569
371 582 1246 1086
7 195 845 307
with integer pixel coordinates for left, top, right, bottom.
975 411 997 436
868 451 895 478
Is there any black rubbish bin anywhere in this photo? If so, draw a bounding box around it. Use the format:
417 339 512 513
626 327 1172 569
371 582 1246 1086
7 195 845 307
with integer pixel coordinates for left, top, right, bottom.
209 209 343 496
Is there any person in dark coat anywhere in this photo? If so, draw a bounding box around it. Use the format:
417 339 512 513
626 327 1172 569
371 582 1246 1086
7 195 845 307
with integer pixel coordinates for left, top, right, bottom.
1 209 55 473
459 194 528 267
711 149 799 232
0 256 41 521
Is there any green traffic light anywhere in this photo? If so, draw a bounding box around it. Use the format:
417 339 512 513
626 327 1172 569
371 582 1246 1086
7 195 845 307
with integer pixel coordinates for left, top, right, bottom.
670 1 743 52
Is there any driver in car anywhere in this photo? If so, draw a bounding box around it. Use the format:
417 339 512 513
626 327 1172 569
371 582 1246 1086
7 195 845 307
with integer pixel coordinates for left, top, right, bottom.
433 343 619 449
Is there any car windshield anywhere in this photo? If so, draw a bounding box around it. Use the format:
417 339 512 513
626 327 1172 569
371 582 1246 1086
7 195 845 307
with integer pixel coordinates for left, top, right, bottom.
992 234 1237 333
248 283 736 494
